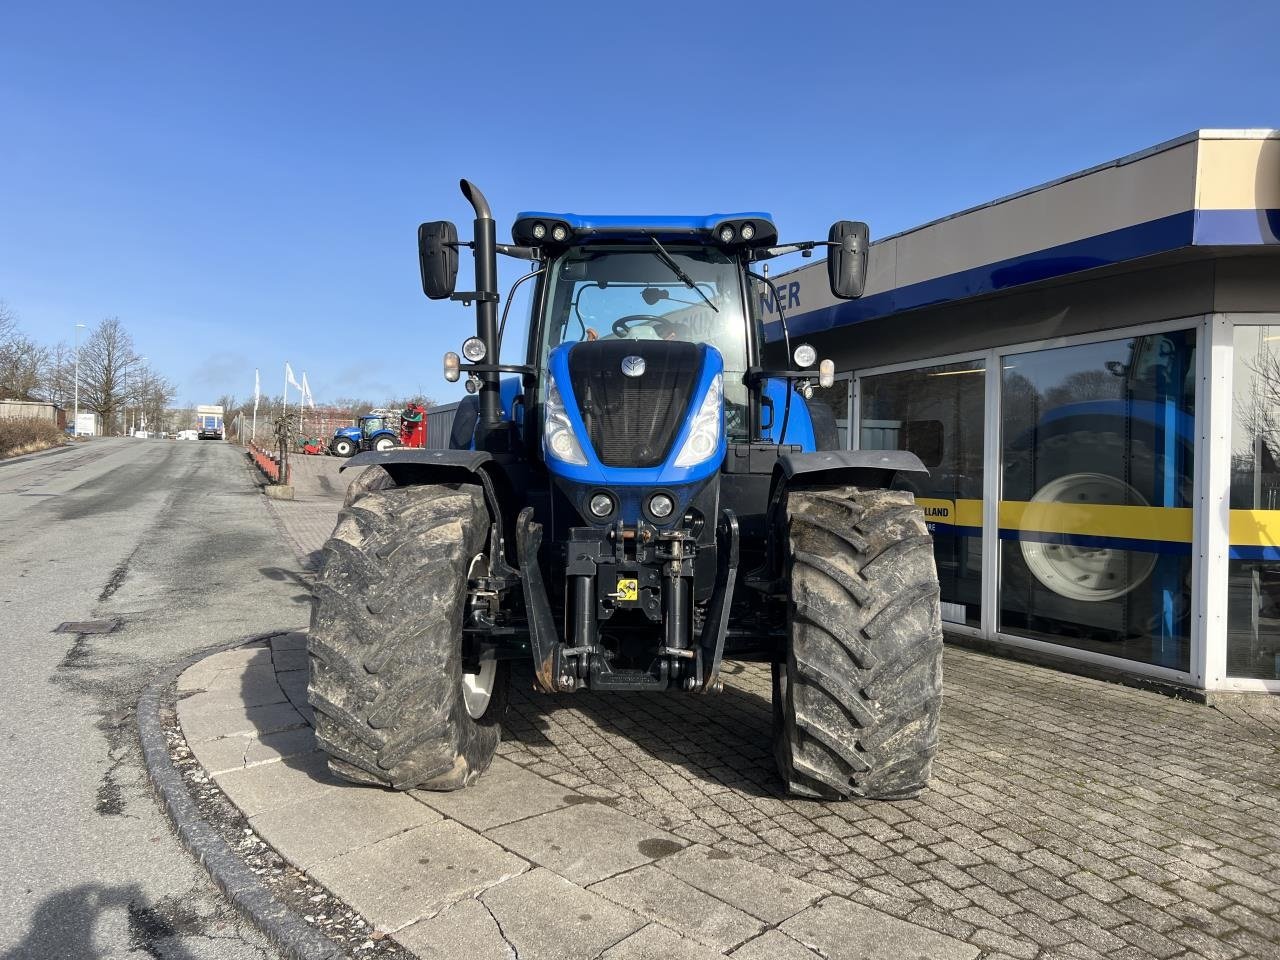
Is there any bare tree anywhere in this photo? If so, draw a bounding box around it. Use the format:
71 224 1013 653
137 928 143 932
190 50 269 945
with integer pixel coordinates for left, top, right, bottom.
79 317 142 433
41 341 76 407
0 301 17 345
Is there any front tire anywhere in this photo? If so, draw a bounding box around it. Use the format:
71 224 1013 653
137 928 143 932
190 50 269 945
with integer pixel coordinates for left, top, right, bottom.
307 480 509 790
774 485 943 800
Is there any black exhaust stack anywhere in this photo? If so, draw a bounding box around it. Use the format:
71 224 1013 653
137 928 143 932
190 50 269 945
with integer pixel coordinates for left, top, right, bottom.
460 179 502 444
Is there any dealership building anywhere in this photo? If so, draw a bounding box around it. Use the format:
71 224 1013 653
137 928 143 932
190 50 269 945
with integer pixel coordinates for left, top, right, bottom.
767 129 1280 695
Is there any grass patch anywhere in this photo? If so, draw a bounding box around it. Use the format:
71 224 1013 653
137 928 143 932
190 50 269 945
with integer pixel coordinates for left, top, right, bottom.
0 418 65 459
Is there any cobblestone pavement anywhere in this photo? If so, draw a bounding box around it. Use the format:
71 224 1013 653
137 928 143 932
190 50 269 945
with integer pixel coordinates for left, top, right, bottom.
502 659 1280 960
260 457 1280 959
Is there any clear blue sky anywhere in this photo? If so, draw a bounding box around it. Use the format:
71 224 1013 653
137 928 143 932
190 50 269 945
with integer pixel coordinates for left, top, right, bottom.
1 1 1276 407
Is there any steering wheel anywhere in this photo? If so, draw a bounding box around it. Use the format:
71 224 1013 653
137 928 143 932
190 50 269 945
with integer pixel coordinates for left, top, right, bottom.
611 314 674 339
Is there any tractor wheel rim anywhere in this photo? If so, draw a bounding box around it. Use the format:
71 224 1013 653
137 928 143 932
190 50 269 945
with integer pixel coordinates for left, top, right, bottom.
462 553 496 719
462 659 496 719
1019 471 1156 602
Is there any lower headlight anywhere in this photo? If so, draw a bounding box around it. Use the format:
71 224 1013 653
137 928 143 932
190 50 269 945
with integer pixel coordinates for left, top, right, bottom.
589 493 614 518
648 493 674 519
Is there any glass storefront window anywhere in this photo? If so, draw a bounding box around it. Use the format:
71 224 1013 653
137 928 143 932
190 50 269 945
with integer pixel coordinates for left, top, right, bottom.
1227 326 1280 680
806 377 850 450
859 360 985 627
998 330 1196 670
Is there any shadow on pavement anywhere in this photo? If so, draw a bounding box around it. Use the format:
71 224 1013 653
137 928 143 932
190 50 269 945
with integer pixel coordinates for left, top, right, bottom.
1 883 199 960
503 660 785 799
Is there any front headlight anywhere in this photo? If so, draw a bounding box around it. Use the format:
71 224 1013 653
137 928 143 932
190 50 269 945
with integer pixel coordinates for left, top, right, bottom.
672 374 723 468
543 378 588 466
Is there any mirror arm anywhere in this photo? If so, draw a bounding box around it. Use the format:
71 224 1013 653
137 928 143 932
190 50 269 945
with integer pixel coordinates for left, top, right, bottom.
750 240 835 262
495 243 542 260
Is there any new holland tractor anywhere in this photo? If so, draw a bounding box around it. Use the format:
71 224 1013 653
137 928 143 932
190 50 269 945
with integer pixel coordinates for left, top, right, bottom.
307 181 943 800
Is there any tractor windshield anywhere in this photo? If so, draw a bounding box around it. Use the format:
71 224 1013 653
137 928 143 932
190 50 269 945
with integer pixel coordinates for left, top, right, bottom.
361 417 385 438
539 246 753 440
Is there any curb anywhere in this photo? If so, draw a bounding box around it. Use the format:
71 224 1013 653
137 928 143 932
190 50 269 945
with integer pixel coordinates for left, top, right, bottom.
137 638 345 960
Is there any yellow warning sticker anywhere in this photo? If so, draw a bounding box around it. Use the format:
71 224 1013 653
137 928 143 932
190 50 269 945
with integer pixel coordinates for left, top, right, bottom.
615 578 638 602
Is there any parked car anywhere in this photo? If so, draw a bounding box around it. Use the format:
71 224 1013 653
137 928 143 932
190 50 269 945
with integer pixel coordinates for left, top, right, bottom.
177 429 199 441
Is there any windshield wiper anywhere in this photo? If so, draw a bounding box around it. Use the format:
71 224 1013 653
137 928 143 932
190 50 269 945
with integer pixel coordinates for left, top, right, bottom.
647 235 717 313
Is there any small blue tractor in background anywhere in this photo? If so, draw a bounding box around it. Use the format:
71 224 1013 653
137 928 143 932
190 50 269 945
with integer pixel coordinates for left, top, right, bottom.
308 181 943 801
328 412 401 457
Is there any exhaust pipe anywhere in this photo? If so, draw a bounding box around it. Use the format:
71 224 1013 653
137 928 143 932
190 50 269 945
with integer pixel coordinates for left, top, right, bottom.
460 179 502 442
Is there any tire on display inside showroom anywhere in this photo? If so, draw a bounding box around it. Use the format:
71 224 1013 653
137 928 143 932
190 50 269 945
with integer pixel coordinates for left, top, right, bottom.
307 475 509 790
331 437 356 458
774 484 943 801
1006 431 1163 604
1020 472 1156 601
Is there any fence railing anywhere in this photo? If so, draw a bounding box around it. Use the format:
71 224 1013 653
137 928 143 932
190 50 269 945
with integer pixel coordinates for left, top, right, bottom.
246 442 291 485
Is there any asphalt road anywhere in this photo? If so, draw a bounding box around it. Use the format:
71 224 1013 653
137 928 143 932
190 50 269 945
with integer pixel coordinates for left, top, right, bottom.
0 438 311 960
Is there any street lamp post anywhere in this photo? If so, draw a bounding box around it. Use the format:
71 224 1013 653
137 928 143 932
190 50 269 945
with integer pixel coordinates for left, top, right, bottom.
73 323 85 436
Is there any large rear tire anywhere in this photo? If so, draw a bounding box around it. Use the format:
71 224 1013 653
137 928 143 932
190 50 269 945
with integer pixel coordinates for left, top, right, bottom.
307 480 508 791
774 485 943 800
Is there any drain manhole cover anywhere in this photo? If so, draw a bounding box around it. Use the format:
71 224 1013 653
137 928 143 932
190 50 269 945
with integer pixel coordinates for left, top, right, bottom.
54 620 119 635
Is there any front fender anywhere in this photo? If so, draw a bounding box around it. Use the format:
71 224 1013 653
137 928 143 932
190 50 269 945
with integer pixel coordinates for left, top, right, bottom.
774 450 928 490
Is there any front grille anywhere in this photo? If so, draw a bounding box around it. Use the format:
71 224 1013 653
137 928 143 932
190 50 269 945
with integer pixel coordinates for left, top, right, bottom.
567 340 702 467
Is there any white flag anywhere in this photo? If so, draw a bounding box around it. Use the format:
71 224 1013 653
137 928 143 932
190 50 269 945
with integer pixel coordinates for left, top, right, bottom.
285 362 302 392
301 373 316 409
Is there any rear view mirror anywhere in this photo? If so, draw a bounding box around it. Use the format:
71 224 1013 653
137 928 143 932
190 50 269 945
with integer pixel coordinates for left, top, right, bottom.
827 220 870 300
418 220 459 300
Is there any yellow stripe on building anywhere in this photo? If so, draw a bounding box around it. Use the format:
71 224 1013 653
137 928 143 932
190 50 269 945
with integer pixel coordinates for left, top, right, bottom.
998 501 1192 542
1228 509 1280 548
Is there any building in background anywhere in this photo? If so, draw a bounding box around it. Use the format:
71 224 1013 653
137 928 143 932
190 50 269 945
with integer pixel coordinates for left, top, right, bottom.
0 399 66 429
769 129 1280 695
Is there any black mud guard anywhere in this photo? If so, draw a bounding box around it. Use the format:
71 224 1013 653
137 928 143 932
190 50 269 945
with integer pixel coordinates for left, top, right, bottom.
773 450 929 493
340 449 512 569
765 451 930 581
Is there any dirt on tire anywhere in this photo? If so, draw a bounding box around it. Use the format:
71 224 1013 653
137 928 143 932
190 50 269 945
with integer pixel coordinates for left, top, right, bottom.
774 484 943 800
307 475 508 791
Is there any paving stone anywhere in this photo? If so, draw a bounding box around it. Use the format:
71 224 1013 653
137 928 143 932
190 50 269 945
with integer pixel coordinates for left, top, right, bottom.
189 725 319 776
396 866 648 960
213 750 342 817
392 896 512 960
271 647 308 672
411 757 576 830
779 895 980 960
655 843 824 924
249 783 441 869
602 923 727 960
309 820 528 932
729 929 824 959
589 863 763 951
178 699 306 743
487 802 684 885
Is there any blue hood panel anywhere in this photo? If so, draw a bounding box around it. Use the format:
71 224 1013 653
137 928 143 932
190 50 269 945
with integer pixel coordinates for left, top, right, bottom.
545 342 725 491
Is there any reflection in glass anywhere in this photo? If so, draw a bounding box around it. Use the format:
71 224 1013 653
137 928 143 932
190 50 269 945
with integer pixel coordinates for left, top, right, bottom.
1227 326 1280 680
860 360 985 626
998 331 1195 670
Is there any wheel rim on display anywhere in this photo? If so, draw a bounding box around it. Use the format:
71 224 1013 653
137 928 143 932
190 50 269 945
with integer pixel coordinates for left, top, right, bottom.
1019 472 1156 602
461 554 496 719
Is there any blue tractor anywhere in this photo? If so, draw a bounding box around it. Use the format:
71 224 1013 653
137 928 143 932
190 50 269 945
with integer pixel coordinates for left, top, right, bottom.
328 413 400 457
308 182 942 801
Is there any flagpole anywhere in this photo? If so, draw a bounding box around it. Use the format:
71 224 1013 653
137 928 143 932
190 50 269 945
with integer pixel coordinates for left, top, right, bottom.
252 368 259 443
283 361 289 421
300 373 306 437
